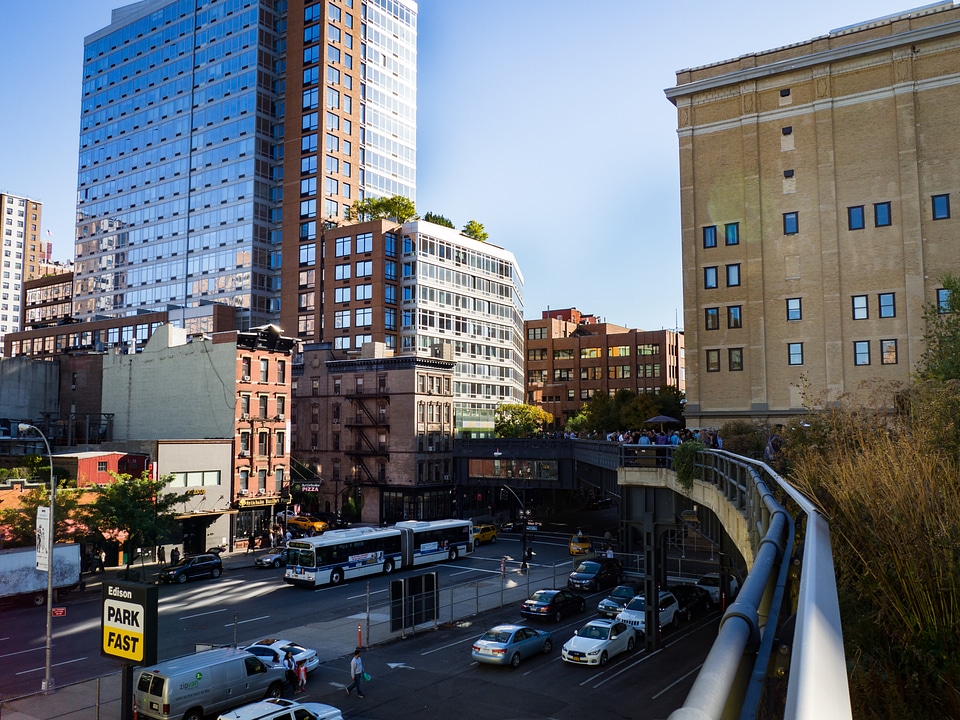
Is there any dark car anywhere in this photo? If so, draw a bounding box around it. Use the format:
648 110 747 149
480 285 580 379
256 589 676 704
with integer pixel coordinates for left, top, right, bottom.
669 583 713 621
521 588 587 622
567 558 623 592
586 496 613 510
597 584 638 618
157 553 223 584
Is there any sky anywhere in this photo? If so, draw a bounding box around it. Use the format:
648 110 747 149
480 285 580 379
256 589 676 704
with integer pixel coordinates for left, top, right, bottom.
0 0 922 331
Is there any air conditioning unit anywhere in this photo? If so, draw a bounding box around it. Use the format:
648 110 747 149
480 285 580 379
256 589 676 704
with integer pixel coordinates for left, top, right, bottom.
427 446 435 452
238 451 248 458
238 489 248 495
443 474 450 481
277 414 285 421
241 375 251 382
257 488 266 495
240 413 250 421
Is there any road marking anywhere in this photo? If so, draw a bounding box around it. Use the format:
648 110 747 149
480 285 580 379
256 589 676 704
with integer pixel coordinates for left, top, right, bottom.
386 662 414 669
0 647 45 660
179 608 228 620
652 663 703 699
224 615 270 626
16 657 88 676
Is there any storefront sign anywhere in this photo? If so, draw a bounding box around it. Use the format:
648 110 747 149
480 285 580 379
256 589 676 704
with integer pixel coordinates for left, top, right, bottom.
237 496 279 508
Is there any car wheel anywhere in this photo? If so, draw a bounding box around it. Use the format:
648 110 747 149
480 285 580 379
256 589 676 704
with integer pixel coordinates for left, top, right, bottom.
554 609 563 623
183 708 204 720
627 636 636 652
265 681 284 699
449 547 459 561
177 573 187 584
331 567 344 585
511 652 521 668
599 651 608 667
212 567 222 578
577 599 586 613
383 558 395 574
490 535 497 544
272 558 281 568
543 638 553 654
684 608 693 622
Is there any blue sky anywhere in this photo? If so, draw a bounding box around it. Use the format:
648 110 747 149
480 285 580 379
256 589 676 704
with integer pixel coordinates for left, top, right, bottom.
0 0 917 331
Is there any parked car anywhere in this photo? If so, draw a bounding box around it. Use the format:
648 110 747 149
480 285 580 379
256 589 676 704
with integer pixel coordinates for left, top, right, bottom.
669 583 713 621
471 624 553 667
586 496 613 510
616 591 679 634
561 619 636 666
567 558 622 592
520 588 586 622
217 698 342 720
473 524 498 545
597 584 638 618
287 516 329 534
157 553 223 584
568 533 593 555
697 572 740 605
254 550 286 569
241 638 320 674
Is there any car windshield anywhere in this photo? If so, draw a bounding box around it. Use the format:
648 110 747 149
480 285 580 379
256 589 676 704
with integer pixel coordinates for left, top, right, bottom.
610 587 634 599
480 630 511 644
280 643 308 654
578 625 609 640
575 562 599 573
529 590 555 603
625 596 646 611
699 576 719 587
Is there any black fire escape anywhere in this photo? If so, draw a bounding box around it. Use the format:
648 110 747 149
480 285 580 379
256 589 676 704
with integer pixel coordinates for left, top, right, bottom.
344 383 390 485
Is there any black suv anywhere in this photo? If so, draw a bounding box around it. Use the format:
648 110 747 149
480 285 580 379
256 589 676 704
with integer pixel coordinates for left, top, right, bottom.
567 558 623 592
158 553 223 584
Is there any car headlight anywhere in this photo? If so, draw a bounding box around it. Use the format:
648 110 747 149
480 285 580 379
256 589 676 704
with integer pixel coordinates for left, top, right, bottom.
586 649 600 656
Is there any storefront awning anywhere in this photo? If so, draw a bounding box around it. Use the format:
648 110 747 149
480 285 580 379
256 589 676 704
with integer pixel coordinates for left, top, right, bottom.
174 509 239 520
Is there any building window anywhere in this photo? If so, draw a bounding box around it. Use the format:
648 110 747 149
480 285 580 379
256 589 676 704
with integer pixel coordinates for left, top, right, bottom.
938 287 952 313
704 307 719 330
788 343 804 366
727 306 742 328
783 212 799 235
725 223 739 246
355 308 372 326
705 349 721 372
334 310 350 328
786 297 802 321
728 348 743 371
335 287 350 303
335 236 350 257
852 295 868 320
932 194 951 220
878 293 896 318
874 202 892 227
704 266 718 289
854 340 871 366
847 206 865 231
881 339 898 365
702 226 717 248
726 264 741 287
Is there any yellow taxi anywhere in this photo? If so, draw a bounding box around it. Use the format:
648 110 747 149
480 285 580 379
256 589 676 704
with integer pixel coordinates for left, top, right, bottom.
569 533 593 555
473 523 498 545
287 515 329 534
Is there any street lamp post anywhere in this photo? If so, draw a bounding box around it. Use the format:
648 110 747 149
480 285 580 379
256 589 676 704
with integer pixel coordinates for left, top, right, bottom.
20 423 55 694
495 450 528 571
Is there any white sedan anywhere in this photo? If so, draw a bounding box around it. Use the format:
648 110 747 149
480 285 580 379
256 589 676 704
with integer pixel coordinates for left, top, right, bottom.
561 619 636 666
242 638 320 673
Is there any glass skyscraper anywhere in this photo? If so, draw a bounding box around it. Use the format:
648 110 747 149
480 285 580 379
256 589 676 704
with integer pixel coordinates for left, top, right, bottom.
74 0 416 331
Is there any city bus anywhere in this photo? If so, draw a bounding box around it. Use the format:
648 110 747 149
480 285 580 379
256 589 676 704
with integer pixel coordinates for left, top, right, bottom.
283 519 474 588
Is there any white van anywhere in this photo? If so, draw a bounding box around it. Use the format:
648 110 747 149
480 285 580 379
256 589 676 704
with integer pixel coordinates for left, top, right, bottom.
134 647 287 720
218 698 343 720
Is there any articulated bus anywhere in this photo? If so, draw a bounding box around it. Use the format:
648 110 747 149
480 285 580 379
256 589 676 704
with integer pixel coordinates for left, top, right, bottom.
283 519 474 587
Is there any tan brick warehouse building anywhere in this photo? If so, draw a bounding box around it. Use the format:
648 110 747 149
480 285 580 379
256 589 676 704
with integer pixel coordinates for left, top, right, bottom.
667 3 960 427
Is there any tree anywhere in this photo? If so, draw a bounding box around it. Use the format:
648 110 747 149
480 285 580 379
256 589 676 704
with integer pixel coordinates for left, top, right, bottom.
919 272 960 381
346 195 418 223
0 484 87 547
461 220 489 242
423 212 454 228
495 403 554 438
87 472 191 569
652 385 686 424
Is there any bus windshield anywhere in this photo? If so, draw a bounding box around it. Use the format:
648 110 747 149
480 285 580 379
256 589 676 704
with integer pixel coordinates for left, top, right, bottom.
286 546 315 568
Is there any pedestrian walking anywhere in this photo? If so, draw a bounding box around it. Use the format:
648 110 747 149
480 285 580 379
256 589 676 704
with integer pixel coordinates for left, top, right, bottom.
345 647 365 698
283 650 297 690
170 547 181 565
296 660 307 693
157 545 166 566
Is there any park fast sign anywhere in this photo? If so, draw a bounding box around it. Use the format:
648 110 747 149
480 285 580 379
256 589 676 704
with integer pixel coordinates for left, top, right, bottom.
101 580 158 664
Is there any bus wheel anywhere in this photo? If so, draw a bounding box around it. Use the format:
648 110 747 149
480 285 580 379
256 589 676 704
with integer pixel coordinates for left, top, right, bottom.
331 568 344 585
448 547 459 561
383 559 394 574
